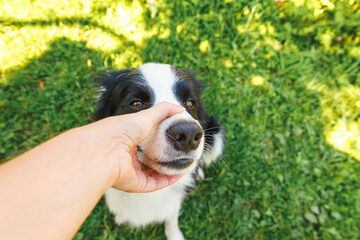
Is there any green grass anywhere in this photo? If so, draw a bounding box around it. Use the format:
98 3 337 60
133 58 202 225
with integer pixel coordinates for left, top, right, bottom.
1 0 360 239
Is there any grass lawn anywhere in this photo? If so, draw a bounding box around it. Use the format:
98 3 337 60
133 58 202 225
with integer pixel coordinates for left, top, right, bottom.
1 0 360 239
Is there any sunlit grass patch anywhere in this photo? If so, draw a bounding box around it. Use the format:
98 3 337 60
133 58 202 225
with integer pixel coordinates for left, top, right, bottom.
325 119 360 161
307 81 360 161
97 1 157 45
0 0 173 73
0 0 91 21
0 25 126 73
0 25 51 73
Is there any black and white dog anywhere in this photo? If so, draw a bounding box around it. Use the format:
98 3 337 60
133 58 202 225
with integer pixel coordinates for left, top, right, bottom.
93 63 225 240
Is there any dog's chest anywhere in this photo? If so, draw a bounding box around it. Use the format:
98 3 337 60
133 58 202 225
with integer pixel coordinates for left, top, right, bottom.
105 174 195 227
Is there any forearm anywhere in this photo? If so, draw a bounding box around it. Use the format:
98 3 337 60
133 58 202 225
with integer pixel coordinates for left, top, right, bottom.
0 126 117 240
0 102 184 239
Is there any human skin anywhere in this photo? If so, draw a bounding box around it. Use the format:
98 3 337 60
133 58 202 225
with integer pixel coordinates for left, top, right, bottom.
0 101 184 240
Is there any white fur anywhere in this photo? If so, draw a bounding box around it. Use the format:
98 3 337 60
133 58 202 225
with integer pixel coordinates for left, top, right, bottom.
95 86 106 102
106 174 194 226
202 130 225 166
104 63 224 240
139 63 180 105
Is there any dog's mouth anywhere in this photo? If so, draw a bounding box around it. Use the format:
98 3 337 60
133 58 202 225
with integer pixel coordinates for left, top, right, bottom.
138 152 196 175
138 146 195 170
158 158 194 169
137 138 201 175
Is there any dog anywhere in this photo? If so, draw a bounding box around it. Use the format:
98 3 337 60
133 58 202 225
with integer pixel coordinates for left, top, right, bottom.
93 63 225 240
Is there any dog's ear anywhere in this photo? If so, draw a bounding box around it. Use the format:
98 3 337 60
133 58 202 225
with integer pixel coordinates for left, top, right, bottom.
180 69 205 94
93 69 132 121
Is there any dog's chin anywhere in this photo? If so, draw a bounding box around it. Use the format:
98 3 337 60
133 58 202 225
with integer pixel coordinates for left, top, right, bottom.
139 154 198 176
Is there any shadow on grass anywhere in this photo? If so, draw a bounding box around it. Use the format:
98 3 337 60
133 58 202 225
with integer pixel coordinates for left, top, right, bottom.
0 38 105 161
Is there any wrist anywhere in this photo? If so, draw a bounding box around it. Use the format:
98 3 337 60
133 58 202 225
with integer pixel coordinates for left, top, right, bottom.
70 124 120 193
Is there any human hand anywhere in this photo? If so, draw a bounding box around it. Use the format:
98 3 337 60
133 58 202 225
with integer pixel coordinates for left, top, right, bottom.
0 101 184 240
89 102 185 193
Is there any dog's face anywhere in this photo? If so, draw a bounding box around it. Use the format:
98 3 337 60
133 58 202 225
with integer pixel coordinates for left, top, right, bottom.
94 63 223 175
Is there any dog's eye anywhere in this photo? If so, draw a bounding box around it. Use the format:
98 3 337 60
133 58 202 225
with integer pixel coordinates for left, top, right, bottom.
130 100 144 108
186 100 195 108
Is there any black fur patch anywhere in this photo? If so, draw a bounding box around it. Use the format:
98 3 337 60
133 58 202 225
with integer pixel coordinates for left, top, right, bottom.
93 69 155 120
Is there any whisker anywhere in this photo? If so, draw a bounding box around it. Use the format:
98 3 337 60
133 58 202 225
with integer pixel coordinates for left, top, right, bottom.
198 120 207 124
165 133 180 146
217 155 229 170
203 142 229 170
204 126 222 132
161 147 174 162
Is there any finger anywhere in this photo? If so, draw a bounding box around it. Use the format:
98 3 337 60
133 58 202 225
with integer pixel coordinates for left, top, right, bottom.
140 174 183 193
128 102 184 145
130 147 142 170
138 101 185 127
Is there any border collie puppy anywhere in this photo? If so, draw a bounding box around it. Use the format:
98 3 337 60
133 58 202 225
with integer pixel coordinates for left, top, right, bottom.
93 63 225 240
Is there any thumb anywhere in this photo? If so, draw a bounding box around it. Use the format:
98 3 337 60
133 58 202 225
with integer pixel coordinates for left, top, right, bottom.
138 101 185 126
128 102 184 145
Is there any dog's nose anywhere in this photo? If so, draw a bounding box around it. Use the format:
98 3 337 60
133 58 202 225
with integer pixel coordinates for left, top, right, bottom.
166 122 203 152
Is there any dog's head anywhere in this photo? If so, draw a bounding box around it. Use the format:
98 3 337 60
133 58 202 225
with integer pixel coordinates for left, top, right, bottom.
93 63 224 175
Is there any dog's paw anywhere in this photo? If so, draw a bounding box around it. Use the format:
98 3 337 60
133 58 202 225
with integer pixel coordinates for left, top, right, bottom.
165 218 185 240
165 228 185 240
